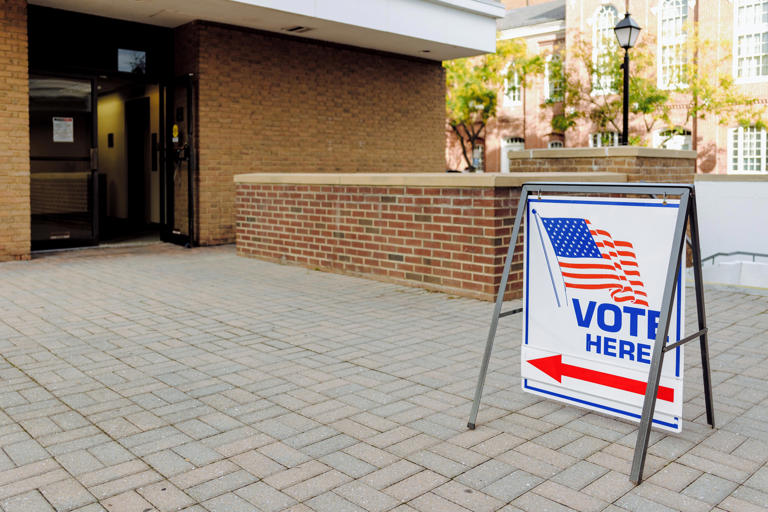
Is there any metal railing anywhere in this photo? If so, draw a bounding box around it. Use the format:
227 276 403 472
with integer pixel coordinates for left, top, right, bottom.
701 251 768 264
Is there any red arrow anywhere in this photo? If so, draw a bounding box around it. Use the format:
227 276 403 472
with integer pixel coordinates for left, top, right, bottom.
528 354 674 402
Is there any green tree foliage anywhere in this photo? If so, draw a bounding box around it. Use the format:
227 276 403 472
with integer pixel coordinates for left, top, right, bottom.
445 38 542 171
544 32 669 141
545 24 764 145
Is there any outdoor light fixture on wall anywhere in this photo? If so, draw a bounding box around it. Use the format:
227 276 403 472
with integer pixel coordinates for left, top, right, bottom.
614 13 641 146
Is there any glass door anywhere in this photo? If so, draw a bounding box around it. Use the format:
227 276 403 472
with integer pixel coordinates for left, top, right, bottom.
161 74 196 246
29 75 98 249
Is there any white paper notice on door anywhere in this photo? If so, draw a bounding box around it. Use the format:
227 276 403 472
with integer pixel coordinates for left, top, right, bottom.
52 117 74 143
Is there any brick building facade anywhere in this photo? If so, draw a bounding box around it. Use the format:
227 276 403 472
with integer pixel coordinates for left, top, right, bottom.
184 22 446 245
0 0 502 261
448 0 768 175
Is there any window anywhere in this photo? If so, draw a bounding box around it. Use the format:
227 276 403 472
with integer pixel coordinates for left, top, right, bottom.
117 49 147 74
659 0 688 88
728 126 767 172
504 67 522 106
589 131 620 147
545 54 564 101
504 137 525 150
592 5 618 94
500 137 525 173
654 128 692 150
734 0 768 80
548 140 564 148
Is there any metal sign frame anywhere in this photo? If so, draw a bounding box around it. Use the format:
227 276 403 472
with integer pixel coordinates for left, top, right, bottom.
467 182 714 484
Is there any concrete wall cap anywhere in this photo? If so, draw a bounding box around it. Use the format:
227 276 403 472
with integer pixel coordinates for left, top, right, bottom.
507 147 698 159
695 173 768 182
234 172 628 187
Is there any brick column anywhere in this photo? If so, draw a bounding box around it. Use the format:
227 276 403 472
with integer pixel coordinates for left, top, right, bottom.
507 148 696 183
0 0 30 261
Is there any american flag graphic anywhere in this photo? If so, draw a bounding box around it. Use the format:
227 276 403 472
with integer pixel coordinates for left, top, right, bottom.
538 216 649 307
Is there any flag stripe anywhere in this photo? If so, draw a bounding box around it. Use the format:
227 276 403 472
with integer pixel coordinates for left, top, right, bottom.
540 216 647 308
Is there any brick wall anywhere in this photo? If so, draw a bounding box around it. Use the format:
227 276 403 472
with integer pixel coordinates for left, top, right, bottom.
175 22 446 246
0 0 30 261
508 148 696 183
236 183 524 301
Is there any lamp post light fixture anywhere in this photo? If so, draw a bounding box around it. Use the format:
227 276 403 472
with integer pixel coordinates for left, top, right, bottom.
614 13 641 145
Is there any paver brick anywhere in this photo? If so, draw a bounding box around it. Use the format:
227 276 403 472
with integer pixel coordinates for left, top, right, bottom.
361 460 423 490
89 469 163 500
282 469 351 501
137 481 195 511
383 470 448 502
1 490 55 512
410 492 472 512
432 480 503 512
682 473 739 505
98 490 153 512
201 493 254 512
39 478 95 512
185 469 257 502
235 481 297 512
533 481 608 512
513 490 579 512
319 451 376 479
483 469 543 503
456 459 515 489
334 480 400 512
305 491 365 512
551 460 609 490
170 461 239 490
634 481 711 512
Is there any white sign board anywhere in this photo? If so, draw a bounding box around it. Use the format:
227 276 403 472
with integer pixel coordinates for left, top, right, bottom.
522 196 685 432
52 117 74 143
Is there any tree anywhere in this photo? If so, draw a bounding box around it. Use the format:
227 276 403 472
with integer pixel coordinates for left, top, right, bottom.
544 25 765 145
445 38 542 171
544 32 670 143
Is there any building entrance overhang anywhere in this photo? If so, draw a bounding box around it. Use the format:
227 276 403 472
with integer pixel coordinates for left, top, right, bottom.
28 0 504 60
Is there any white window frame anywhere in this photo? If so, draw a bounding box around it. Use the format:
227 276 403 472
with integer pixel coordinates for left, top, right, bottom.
548 140 564 148
504 65 522 107
658 0 688 89
589 131 620 147
545 54 564 102
653 128 692 150
592 5 618 95
500 137 525 173
728 126 768 173
734 0 768 82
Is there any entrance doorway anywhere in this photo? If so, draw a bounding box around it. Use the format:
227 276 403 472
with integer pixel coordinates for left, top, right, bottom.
29 75 164 249
96 79 162 244
27 6 178 251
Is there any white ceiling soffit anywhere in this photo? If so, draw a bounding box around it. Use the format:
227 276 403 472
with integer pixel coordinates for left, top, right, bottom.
499 20 566 40
29 0 506 61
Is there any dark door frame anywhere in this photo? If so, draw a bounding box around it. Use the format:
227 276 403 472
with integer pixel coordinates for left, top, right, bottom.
28 71 99 251
160 73 197 247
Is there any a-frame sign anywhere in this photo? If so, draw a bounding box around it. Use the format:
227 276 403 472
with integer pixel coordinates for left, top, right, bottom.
467 182 714 484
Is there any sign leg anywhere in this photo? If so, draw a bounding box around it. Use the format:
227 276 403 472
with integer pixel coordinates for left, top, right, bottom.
468 189 528 429
688 193 715 427
630 192 690 484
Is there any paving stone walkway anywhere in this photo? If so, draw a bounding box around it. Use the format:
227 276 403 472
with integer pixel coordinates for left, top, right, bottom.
0 244 766 511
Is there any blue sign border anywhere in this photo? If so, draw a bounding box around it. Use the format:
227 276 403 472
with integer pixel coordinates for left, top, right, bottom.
523 198 682 430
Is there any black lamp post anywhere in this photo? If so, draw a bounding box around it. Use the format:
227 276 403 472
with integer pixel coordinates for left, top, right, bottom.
614 13 641 145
